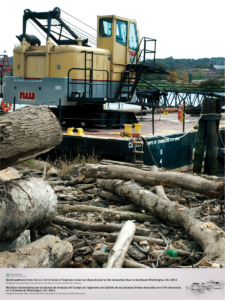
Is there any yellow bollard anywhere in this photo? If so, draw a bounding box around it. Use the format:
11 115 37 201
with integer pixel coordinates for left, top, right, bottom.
67 127 74 135
133 123 142 133
164 110 168 115
123 124 133 134
67 127 84 136
76 128 84 136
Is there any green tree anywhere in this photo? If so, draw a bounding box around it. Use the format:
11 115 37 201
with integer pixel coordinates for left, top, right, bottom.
193 70 205 80
188 73 193 83
200 79 222 87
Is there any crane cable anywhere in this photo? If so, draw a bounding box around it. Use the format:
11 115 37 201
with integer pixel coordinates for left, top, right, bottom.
61 18 97 41
50 19 97 46
28 20 46 39
61 9 97 32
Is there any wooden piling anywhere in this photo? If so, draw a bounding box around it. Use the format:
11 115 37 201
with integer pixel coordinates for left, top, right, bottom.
193 97 223 175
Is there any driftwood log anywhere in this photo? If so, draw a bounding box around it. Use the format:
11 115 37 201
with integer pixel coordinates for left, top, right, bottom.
79 164 224 197
0 235 73 268
0 178 57 242
105 221 136 268
0 105 63 170
93 251 150 268
57 204 160 223
98 179 225 266
0 230 30 252
53 216 151 236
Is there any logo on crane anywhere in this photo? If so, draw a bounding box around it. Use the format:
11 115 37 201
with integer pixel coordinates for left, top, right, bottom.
19 91 36 101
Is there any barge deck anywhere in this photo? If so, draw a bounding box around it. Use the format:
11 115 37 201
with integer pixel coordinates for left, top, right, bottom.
54 112 225 171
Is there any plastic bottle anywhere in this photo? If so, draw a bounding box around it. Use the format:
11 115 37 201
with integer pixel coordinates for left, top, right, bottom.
166 250 178 257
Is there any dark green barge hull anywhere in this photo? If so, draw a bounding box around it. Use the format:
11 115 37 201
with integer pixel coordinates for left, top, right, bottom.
53 128 225 171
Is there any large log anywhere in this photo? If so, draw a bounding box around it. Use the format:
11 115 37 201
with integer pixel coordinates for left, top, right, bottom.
57 204 160 223
0 178 57 242
0 235 73 268
0 230 30 252
0 105 63 170
105 221 136 268
53 216 151 236
100 179 225 266
93 251 150 268
79 164 224 197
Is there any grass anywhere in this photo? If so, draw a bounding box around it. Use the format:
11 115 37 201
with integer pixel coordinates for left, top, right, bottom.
17 153 99 176
52 153 99 176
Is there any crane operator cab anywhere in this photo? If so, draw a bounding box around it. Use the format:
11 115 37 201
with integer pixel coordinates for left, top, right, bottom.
96 15 140 100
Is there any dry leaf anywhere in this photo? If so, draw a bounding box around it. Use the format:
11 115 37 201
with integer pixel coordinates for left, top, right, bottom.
174 205 186 211
200 222 217 230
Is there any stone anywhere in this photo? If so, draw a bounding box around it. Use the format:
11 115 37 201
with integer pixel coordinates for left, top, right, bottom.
47 167 58 177
75 256 83 262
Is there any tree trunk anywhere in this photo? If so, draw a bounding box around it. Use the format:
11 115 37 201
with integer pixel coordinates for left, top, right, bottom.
0 105 63 170
151 165 169 199
53 216 151 236
107 234 198 257
102 211 160 223
0 235 73 268
105 221 136 268
100 179 225 266
93 251 150 268
0 230 30 252
88 188 129 204
106 233 166 246
0 178 57 242
57 204 160 223
79 164 224 198
166 194 186 204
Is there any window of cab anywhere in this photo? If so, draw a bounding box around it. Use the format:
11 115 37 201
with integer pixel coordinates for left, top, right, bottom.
99 18 112 37
129 23 138 50
116 20 127 46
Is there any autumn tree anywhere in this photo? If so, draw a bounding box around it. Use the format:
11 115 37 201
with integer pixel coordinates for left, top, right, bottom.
166 71 178 84
179 72 189 85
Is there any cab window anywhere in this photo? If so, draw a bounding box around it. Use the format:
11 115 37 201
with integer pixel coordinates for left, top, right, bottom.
116 20 127 46
129 23 138 50
99 18 112 37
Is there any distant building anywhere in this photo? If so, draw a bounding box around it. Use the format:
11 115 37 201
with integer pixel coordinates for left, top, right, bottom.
187 68 202 73
202 69 216 78
209 64 225 76
210 58 225 65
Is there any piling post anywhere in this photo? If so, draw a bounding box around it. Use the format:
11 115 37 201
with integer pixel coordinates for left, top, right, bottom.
193 97 223 175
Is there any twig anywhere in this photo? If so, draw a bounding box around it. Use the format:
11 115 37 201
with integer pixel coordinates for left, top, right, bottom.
42 162 47 180
50 223 72 236
83 236 95 252
133 242 150 254
156 233 170 268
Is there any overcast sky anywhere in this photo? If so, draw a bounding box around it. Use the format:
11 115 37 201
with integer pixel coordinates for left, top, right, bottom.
2 0 225 59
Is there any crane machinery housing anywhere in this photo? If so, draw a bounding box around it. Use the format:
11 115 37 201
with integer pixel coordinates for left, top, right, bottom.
3 7 166 128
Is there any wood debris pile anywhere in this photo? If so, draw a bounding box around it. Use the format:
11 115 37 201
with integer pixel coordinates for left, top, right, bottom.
1 160 224 269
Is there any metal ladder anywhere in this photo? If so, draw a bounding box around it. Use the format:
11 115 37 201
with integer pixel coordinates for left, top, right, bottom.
81 51 94 98
132 140 144 164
